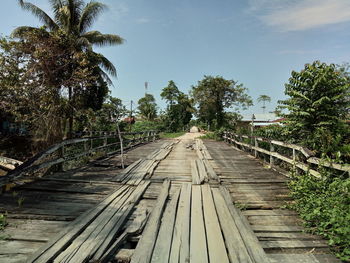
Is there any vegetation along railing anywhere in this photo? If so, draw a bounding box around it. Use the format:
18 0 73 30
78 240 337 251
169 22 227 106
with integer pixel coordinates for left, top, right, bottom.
223 131 350 178
0 130 159 189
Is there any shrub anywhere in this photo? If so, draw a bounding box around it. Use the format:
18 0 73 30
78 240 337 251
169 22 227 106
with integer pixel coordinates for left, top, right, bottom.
288 173 350 261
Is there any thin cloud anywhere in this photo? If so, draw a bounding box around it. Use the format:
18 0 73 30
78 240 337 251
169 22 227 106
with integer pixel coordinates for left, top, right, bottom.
249 0 350 31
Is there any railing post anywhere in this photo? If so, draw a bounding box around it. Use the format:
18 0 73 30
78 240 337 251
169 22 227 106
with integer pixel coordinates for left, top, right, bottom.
58 145 65 172
254 137 258 158
292 148 296 171
270 142 274 167
103 135 107 147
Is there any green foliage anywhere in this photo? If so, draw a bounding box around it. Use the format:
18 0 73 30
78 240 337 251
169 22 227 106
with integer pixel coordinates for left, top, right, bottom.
9 0 123 140
253 125 288 141
192 75 252 130
159 132 185 139
73 96 127 132
279 61 350 157
131 120 164 133
199 128 225 141
161 81 194 132
137 94 157 121
288 173 350 261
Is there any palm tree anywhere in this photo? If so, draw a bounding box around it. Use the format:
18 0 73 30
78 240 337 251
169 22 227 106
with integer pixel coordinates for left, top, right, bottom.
13 0 124 137
257 95 271 113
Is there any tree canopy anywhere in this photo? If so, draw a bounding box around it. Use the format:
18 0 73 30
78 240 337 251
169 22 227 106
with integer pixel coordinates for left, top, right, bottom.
137 94 158 121
161 81 193 132
192 75 252 129
279 61 350 154
11 0 123 139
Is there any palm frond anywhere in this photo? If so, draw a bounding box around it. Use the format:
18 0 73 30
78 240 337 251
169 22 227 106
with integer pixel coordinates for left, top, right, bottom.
79 1 107 33
49 0 63 20
18 0 58 31
82 31 124 47
97 54 117 76
67 0 84 33
76 37 93 50
98 69 113 86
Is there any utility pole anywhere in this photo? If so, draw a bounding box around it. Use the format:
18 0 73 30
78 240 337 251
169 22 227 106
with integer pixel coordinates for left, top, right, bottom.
129 100 133 132
145 82 148 95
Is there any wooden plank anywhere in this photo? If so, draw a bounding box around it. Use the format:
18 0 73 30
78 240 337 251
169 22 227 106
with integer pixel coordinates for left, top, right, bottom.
131 179 170 263
27 184 129 263
196 159 208 183
268 254 341 263
251 225 303 232
151 188 181 263
89 182 150 261
191 160 200 185
212 188 253 263
169 183 191 263
261 240 329 249
190 185 208 263
203 159 219 181
220 186 273 263
201 185 229 263
52 186 136 262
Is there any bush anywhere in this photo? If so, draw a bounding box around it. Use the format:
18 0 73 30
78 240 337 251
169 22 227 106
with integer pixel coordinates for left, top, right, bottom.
131 120 165 133
288 173 350 261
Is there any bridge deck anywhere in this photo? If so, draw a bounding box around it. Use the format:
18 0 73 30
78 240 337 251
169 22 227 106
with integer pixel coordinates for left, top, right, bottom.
0 134 341 263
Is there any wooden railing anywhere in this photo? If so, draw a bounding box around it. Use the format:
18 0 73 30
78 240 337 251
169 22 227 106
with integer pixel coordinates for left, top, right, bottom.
223 131 350 178
0 130 159 188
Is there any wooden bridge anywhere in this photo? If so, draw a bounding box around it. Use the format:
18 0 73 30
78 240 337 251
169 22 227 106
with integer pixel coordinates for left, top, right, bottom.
0 133 342 263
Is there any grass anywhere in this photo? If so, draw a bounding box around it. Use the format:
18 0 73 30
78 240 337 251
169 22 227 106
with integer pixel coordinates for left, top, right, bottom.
159 132 186 139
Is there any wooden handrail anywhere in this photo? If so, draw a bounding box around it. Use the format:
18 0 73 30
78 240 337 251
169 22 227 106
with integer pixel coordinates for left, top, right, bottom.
0 130 159 188
223 131 350 177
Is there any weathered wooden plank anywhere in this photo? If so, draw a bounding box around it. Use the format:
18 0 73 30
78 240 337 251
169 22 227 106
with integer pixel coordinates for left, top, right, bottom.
52 186 135 262
169 183 191 263
203 159 219 181
220 186 272 263
190 185 208 263
151 188 180 263
196 159 208 183
89 182 150 261
261 240 329 249
99 210 148 263
191 160 200 185
212 188 253 263
256 232 322 240
251 225 303 232
201 185 229 263
131 179 170 263
27 184 129 263
268 254 341 263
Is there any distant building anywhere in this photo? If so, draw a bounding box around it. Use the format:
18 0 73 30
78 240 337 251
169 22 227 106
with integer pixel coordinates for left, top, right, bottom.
239 113 284 128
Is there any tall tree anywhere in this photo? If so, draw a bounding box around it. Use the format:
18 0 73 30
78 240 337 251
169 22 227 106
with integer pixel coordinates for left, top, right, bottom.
257 95 271 113
192 75 252 129
137 94 157 121
161 81 193 132
279 61 350 155
13 0 124 138
160 80 181 105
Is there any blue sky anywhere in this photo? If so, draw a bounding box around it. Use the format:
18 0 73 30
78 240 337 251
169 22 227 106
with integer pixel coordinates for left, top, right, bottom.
1 0 350 115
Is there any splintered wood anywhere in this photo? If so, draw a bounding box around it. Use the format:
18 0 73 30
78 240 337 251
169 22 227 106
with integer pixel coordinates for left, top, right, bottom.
191 139 220 184
111 141 176 185
27 142 176 263
131 184 270 263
